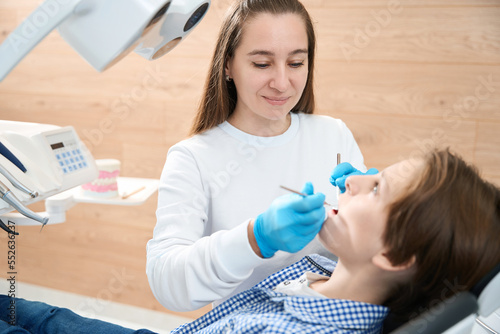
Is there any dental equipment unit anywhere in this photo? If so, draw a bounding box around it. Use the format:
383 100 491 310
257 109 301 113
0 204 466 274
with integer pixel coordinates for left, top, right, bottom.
0 0 210 232
0 0 210 81
0 121 98 231
0 121 159 236
0 121 160 234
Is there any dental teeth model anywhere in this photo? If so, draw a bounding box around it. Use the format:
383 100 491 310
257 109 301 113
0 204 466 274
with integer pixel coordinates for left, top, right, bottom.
82 159 120 198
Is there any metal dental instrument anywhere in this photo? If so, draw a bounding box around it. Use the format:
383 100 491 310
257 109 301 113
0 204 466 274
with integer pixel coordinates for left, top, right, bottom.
0 180 48 232
0 163 38 198
279 153 341 208
279 185 333 207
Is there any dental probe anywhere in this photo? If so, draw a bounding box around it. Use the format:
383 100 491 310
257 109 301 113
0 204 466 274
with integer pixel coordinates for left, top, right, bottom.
336 153 341 199
279 185 333 207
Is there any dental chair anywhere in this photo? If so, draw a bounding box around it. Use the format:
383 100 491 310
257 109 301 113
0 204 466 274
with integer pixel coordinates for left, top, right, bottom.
383 262 500 334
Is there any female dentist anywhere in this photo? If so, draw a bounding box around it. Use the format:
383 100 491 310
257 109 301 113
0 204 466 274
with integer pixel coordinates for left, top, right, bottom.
146 0 376 312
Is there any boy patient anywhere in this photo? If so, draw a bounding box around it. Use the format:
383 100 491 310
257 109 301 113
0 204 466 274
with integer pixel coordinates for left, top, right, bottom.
0 148 499 334
172 148 500 333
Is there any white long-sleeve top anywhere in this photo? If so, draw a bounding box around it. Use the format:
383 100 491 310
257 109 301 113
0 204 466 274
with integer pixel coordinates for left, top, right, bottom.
146 113 367 312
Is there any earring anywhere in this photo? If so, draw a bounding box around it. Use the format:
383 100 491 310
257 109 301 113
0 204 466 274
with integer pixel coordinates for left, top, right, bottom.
225 75 232 82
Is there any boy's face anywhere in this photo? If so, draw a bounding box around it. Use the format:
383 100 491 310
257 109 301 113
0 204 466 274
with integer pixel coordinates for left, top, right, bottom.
319 159 421 267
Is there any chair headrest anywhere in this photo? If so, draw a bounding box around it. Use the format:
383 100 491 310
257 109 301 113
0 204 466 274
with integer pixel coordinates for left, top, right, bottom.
474 262 500 317
471 262 500 298
383 262 500 332
388 292 478 334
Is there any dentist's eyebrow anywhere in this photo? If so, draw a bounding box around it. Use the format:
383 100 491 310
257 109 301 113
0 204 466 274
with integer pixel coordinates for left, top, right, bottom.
247 49 308 57
289 48 308 56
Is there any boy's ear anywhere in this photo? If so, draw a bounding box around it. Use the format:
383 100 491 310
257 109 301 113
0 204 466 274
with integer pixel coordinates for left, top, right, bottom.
373 251 416 272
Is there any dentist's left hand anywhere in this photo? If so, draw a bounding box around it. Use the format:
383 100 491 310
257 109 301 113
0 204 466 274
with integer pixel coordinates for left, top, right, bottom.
330 162 379 193
251 182 326 258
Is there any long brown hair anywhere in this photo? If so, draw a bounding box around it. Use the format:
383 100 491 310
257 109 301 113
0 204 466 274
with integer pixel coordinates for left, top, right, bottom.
383 148 500 321
190 0 316 135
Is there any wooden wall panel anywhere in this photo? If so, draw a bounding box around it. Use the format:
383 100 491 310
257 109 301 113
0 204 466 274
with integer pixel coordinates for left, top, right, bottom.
0 0 499 324
312 7 500 64
305 1 500 7
331 113 477 170
476 122 500 177
316 61 500 119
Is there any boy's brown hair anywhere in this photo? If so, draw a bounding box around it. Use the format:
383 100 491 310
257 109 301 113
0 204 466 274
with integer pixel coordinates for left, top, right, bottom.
383 148 500 321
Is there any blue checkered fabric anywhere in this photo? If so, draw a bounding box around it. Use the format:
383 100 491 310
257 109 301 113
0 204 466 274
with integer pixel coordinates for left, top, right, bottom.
171 254 389 333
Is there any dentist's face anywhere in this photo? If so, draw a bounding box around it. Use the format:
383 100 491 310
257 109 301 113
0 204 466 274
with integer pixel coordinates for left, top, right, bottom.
225 12 309 124
319 160 420 266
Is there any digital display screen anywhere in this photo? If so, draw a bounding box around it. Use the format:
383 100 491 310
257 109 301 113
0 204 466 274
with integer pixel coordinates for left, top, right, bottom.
51 142 64 150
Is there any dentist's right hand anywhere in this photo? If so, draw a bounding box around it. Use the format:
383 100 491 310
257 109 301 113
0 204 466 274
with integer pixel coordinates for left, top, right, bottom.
251 182 326 258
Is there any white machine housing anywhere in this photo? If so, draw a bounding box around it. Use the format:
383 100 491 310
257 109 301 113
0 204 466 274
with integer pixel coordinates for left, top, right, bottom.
0 0 210 81
58 0 210 70
0 121 97 216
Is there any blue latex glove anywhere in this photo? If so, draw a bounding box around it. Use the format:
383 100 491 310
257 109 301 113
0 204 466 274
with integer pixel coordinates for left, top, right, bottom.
253 182 326 258
330 162 379 193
